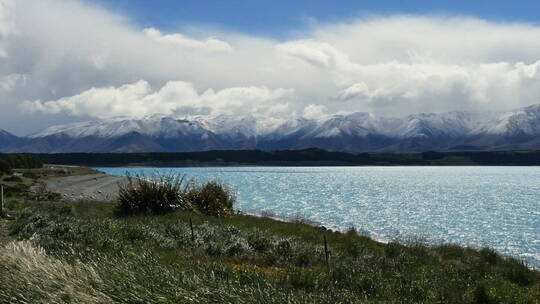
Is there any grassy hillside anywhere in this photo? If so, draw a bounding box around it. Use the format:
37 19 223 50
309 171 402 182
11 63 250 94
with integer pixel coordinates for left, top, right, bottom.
0 169 539 303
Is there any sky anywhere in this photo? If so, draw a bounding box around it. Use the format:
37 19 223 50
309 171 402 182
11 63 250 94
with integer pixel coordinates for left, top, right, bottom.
94 0 540 37
1 0 540 135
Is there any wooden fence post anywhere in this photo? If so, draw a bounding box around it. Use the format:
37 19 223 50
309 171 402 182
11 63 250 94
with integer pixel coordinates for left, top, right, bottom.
323 234 329 267
190 218 195 243
1 185 4 216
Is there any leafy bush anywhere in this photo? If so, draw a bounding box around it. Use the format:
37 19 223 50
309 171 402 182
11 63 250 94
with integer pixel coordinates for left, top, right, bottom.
115 173 190 216
3 175 23 183
185 181 235 217
115 174 235 217
480 247 500 265
22 171 40 179
26 183 62 201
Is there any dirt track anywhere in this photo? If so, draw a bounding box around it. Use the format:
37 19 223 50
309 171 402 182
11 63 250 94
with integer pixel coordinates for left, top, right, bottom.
46 173 129 202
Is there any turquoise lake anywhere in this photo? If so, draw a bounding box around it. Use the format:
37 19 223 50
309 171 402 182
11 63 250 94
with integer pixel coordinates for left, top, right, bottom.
97 166 540 267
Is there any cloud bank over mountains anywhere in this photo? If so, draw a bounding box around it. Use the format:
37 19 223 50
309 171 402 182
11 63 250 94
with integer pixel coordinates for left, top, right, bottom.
24 80 292 119
1 0 540 135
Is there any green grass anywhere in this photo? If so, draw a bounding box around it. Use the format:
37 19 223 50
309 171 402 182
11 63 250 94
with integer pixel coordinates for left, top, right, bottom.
15 165 100 179
1 199 539 303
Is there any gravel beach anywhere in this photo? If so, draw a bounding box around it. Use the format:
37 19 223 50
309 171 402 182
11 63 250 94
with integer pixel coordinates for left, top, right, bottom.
46 173 128 202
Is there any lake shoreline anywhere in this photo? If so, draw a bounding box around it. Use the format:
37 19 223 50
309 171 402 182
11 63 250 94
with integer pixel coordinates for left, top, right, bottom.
98 166 540 269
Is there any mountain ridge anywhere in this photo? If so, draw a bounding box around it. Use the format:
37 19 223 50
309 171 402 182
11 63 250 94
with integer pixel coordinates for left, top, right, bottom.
3 104 540 153
0 129 21 150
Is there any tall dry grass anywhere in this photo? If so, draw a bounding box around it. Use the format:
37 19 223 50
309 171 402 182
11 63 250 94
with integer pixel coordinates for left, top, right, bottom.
0 241 111 303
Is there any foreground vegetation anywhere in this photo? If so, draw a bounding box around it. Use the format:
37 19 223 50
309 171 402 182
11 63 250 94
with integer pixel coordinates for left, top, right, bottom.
0 169 539 303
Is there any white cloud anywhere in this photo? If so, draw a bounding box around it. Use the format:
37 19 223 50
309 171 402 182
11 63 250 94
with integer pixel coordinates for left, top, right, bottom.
281 38 540 114
310 16 540 65
337 83 370 101
277 40 350 69
0 74 25 92
303 104 329 120
2 0 540 135
23 80 293 119
0 0 16 58
143 28 233 53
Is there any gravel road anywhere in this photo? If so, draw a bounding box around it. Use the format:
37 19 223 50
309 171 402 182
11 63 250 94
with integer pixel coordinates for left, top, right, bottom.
46 173 129 202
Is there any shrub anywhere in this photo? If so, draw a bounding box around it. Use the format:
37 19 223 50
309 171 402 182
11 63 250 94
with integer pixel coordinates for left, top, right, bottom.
22 171 40 179
247 230 272 253
480 247 500 265
437 244 466 260
115 174 235 217
502 259 536 286
185 181 235 217
473 284 494 304
3 175 23 183
344 241 365 258
26 183 62 201
115 173 190 216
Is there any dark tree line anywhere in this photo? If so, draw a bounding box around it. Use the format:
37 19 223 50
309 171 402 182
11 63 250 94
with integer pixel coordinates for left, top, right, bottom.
0 154 43 176
33 149 540 167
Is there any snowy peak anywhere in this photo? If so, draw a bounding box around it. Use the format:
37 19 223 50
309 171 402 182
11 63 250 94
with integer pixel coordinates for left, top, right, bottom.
190 115 258 138
502 106 540 136
7 104 540 153
260 117 315 139
401 111 479 138
309 113 373 138
30 116 211 139
474 104 540 136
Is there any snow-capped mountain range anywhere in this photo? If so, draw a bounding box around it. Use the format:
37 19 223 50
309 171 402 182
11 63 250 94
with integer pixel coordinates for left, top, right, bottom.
2 104 540 153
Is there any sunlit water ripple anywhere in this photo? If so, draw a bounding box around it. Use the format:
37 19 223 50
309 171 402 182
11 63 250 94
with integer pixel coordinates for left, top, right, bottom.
97 166 540 268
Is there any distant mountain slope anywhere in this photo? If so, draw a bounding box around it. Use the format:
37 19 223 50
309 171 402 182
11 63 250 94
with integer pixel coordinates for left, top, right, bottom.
3 104 540 153
0 129 21 150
